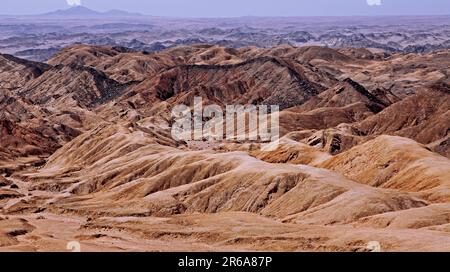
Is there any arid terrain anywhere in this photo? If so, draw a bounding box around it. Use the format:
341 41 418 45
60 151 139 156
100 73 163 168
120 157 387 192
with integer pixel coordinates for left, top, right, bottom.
1 7 450 61
0 10 450 252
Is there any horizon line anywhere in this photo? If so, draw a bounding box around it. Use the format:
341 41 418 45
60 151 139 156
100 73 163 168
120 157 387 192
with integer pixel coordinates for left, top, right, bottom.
1 5 449 18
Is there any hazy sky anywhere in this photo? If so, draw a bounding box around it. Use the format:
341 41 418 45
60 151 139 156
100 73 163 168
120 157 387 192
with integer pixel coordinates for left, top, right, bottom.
2 0 450 17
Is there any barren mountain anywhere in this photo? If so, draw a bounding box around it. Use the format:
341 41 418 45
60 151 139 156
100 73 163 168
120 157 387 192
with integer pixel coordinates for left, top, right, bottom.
17 64 136 109
356 83 450 145
0 43 449 252
0 54 50 90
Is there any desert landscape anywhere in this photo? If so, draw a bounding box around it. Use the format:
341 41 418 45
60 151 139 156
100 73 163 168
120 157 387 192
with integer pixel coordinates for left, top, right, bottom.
0 6 450 252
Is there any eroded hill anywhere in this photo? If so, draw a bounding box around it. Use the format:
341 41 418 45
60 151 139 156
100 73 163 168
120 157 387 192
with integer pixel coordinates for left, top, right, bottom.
0 44 449 252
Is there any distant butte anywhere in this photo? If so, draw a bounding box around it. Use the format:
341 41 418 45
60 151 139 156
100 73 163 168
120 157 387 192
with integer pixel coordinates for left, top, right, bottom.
42 6 143 18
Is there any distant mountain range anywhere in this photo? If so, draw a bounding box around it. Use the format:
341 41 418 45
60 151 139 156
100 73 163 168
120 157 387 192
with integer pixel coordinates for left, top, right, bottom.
42 6 143 18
